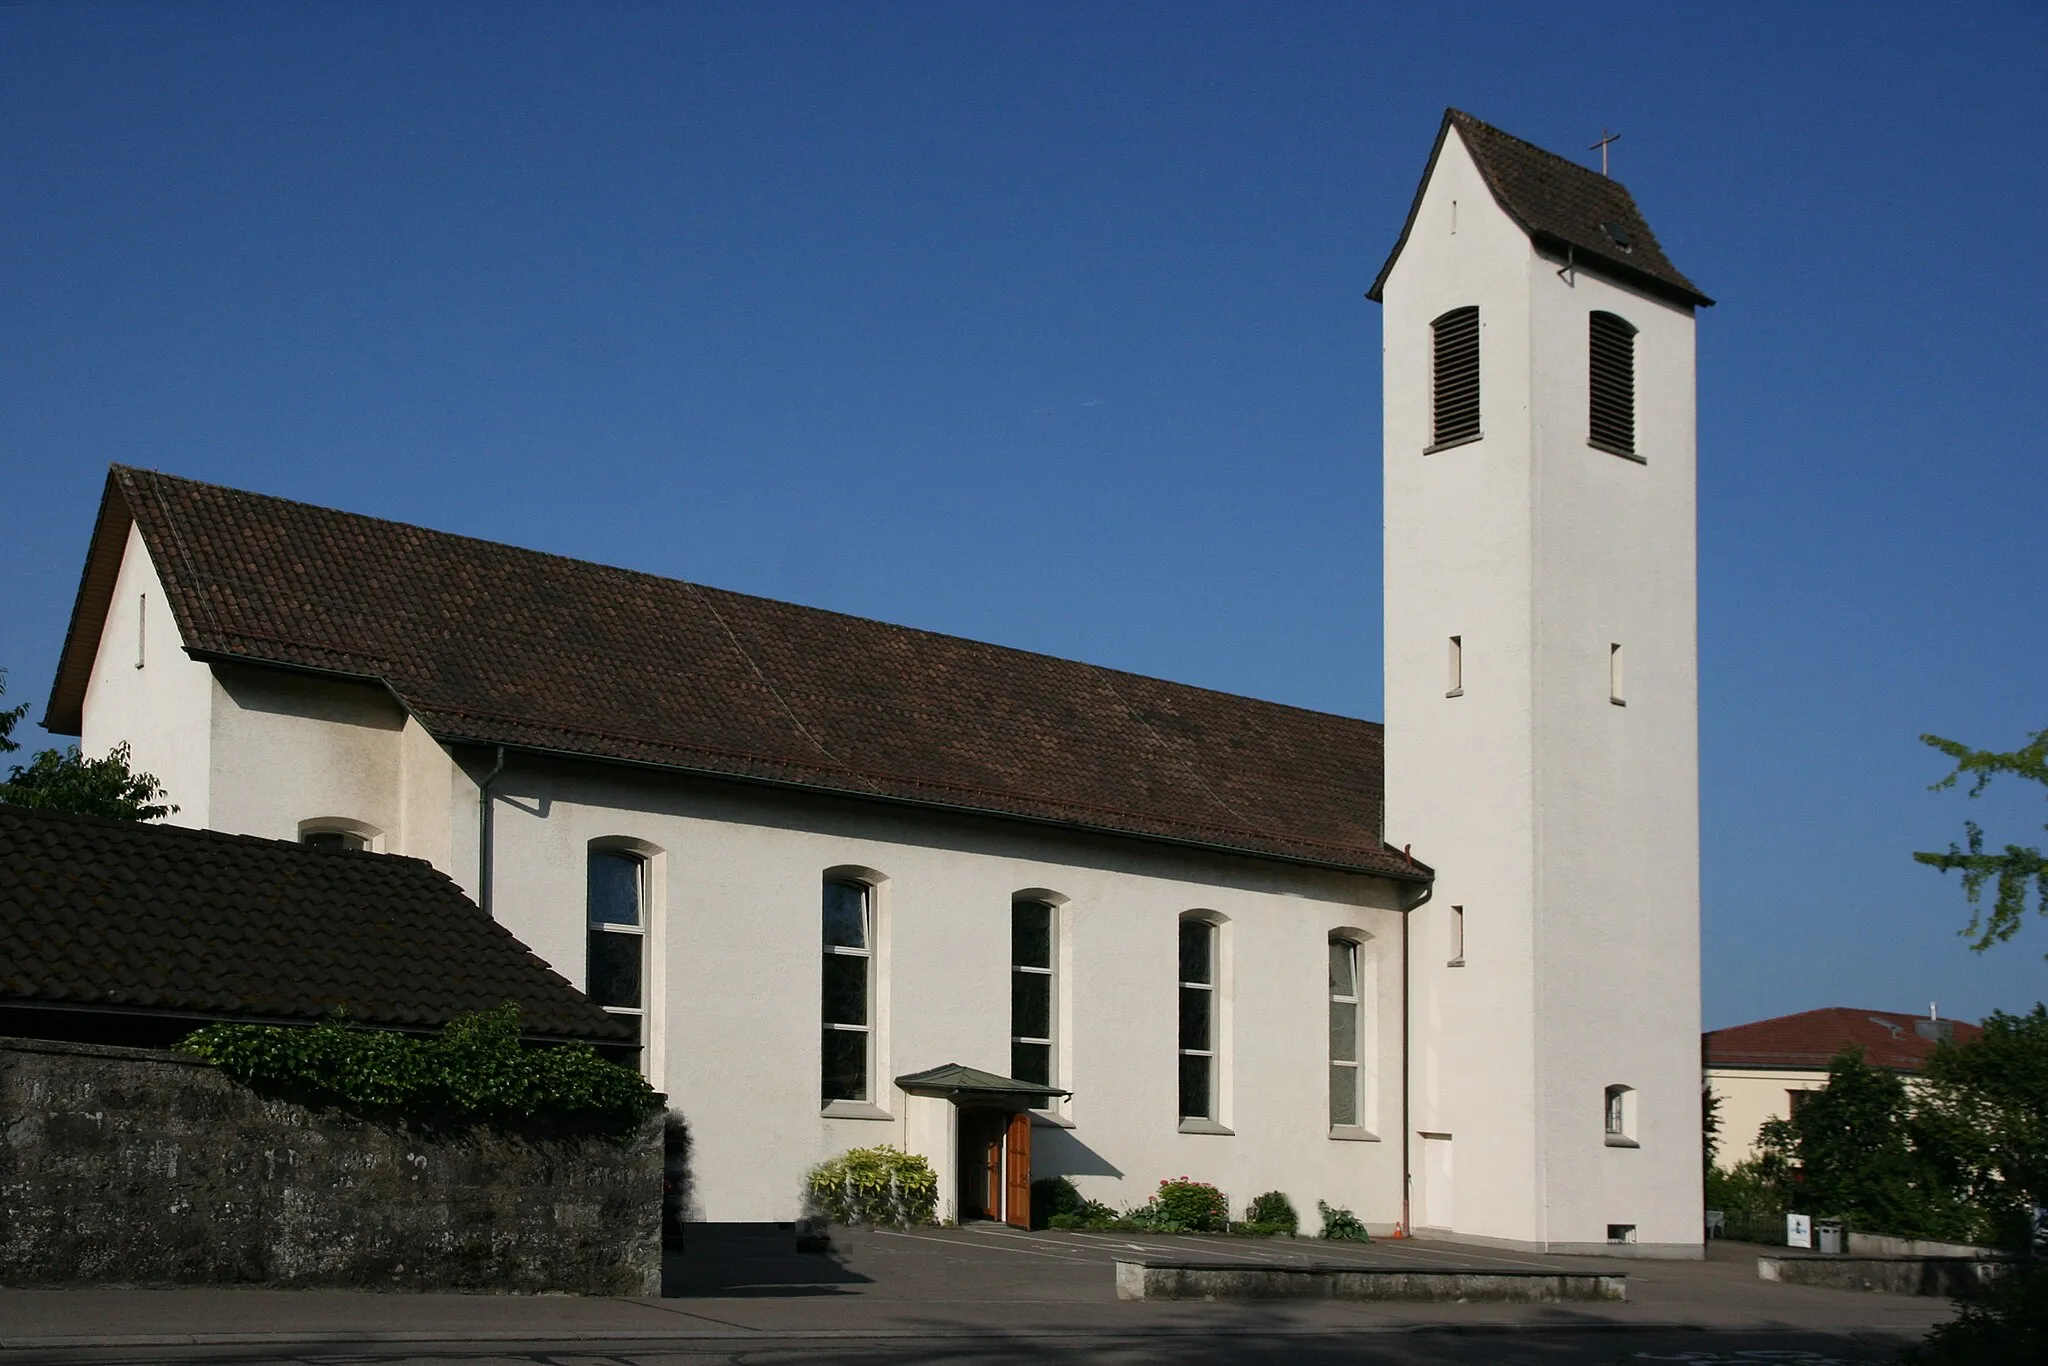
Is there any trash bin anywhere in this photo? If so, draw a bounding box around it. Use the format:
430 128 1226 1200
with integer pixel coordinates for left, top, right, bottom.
1815 1219 1844 1254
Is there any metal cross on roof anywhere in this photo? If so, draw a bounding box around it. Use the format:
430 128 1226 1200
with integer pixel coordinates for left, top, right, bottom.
1590 128 1620 177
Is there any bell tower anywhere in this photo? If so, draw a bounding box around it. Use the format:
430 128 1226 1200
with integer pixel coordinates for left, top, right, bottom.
1372 111 1710 1255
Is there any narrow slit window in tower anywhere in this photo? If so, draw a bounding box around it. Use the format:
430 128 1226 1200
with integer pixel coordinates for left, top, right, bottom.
1447 635 1463 697
1610 643 1625 706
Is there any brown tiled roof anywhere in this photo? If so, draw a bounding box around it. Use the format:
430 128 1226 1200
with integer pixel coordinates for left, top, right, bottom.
1702 1007 1981 1073
1369 109 1713 308
0 802 631 1041
46 469 1422 880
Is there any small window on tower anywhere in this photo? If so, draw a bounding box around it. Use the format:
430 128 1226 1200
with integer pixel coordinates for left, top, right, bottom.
1429 306 1481 450
1447 636 1463 698
1604 1084 1638 1146
1610 643 1625 706
1589 311 1637 458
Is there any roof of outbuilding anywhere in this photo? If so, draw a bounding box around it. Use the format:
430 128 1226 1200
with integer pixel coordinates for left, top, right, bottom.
0 802 631 1042
1702 1007 1981 1074
1369 109 1712 308
45 468 1424 880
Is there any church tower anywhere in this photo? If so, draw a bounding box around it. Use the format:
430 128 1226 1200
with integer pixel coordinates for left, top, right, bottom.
1372 111 1710 1255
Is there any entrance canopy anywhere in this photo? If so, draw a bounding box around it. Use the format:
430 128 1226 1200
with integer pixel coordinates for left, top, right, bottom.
895 1063 1070 1108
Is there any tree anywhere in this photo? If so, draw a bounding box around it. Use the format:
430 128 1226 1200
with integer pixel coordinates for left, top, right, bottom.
1916 1005 2048 1249
0 668 25 755
1916 729 2048 954
1765 1047 1972 1242
0 741 177 821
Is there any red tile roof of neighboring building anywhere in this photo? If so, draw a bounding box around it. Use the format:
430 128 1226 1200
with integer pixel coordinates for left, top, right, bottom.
1702 1007 1982 1073
45 468 1426 880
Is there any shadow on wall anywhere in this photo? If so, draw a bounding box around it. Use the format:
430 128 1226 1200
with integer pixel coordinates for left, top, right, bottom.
1034 1124 1123 1179
663 1112 693 1242
661 1224 872 1298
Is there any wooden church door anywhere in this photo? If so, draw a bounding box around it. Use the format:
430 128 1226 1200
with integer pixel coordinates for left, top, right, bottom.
1003 1111 1031 1228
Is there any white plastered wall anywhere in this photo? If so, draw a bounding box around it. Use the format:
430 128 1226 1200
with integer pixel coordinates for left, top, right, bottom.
479 757 1411 1225
1382 131 1543 1247
78 524 215 827
1381 126 1703 1255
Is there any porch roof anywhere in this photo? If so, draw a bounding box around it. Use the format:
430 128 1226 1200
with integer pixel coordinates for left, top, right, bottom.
894 1062 1071 1102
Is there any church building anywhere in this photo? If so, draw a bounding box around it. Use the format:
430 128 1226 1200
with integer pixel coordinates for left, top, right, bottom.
39 111 1709 1255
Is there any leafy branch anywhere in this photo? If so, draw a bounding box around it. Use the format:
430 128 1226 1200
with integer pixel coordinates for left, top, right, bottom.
1914 728 2048 954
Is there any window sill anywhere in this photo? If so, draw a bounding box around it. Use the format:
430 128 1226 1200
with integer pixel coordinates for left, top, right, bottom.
1445 687 1464 699
1030 1109 1076 1130
1446 958 1466 969
1327 1125 1380 1143
1604 1135 1640 1148
821 1100 894 1121
1177 1117 1234 1136
1424 432 1483 456
1610 696 1627 707
1589 440 1647 465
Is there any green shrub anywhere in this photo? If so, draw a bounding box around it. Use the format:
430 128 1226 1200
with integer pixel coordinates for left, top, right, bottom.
1903 1258 2048 1365
1705 1158 1791 1243
805 1146 938 1228
1317 1199 1370 1242
1047 1199 1119 1230
1031 1176 1087 1229
181 1003 659 1134
1243 1191 1299 1235
1144 1177 1229 1233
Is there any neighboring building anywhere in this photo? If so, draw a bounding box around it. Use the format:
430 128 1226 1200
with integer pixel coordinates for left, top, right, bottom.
36 110 1710 1254
0 802 628 1050
1703 1007 1982 1168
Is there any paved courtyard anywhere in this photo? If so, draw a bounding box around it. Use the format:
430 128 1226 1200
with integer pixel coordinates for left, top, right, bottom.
0 1226 1954 1364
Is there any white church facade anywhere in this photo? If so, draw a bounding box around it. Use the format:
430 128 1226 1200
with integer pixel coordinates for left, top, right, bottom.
40 111 1709 1255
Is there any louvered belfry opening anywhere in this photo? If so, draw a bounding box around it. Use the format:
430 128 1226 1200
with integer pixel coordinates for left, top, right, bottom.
1430 306 1481 448
1588 311 1637 456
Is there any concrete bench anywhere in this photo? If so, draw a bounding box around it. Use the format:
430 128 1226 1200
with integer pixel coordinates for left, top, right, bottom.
1757 1254 2012 1296
1114 1260 1626 1302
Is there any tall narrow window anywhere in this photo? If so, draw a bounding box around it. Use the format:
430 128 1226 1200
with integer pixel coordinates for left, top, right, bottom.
1609 642 1626 706
1448 905 1466 967
1430 306 1481 448
1447 635 1463 697
822 879 872 1104
588 850 647 1043
136 594 147 669
1178 917 1216 1120
1605 1084 1637 1145
1589 311 1637 456
1011 901 1055 1088
1328 938 1362 1129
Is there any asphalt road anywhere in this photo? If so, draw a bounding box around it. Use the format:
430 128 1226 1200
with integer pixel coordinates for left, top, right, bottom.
0 1225 1948 1364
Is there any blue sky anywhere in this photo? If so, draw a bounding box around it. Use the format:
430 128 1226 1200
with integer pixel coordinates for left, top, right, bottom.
3 2 2043 1028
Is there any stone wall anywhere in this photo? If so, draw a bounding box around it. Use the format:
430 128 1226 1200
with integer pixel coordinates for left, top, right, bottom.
0 1036 661 1293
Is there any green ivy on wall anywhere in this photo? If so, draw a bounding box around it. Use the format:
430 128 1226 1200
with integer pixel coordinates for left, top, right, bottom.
182 1003 660 1135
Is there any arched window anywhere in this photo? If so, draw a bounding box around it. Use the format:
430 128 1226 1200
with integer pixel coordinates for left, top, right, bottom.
1178 916 1219 1121
1329 936 1363 1129
1604 1083 1638 1146
822 877 873 1104
1589 311 1637 456
1011 899 1056 1088
1430 306 1481 449
299 818 379 853
587 849 647 1042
